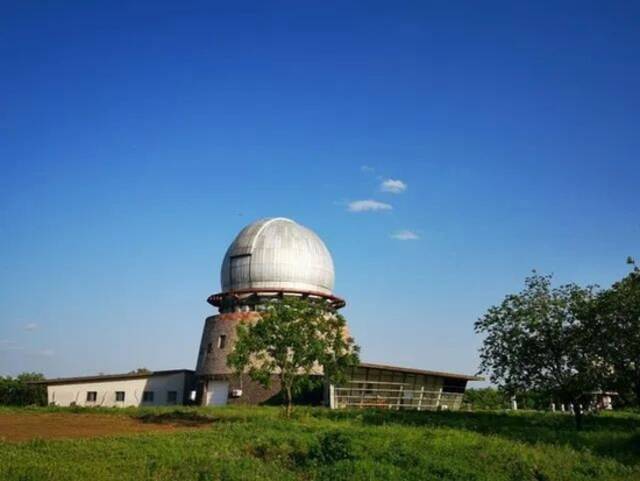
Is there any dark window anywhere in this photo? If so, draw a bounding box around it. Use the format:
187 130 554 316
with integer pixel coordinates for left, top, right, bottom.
218 335 227 349
442 378 467 394
167 391 178 404
115 391 125 402
142 391 154 402
207 342 213 354
86 391 97 402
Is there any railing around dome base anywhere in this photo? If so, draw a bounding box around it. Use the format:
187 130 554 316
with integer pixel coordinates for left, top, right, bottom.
207 288 346 310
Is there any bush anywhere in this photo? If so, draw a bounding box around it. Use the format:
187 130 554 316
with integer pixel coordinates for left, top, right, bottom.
463 388 552 411
310 431 355 465
463 388 509 410
0 373 46 406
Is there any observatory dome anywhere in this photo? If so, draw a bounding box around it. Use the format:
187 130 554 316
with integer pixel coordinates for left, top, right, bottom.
220 218 335 296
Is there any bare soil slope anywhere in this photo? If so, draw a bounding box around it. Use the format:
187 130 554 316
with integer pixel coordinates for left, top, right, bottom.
0 412 202 442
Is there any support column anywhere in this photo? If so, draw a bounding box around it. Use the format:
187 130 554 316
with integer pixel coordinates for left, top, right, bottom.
329 384 335 409
417 386 424 411
200 380 209 407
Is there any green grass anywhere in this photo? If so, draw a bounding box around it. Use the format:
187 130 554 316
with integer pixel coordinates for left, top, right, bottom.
1 406 639 481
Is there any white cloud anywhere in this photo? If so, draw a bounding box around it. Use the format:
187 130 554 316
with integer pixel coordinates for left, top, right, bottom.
381 179 407 194
347 200 392 213
360 165 375 173
24 323 38 332
391 230 420 240
0 340 23 351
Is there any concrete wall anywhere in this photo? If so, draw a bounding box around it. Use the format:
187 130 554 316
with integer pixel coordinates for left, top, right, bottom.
47 372 192 407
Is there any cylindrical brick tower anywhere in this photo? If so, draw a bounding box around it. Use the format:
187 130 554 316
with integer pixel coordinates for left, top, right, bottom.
195 217 345 406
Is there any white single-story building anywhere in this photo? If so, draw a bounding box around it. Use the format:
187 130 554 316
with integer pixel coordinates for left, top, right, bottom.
36 369 195 408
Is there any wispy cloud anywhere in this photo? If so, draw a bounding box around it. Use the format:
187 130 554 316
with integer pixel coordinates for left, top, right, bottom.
381 179 407 194
360 165 375 173
0 340 23 352
33 349 55 357
348 200 392 213
28 348 54 357
391 230 420 240
24 323 38 332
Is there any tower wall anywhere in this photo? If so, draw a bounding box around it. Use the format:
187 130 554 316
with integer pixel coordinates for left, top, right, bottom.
195 311 260 377
195 311 293 405
195 306 328 406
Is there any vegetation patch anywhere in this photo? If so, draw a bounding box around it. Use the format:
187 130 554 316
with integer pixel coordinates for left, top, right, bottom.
136 410 216 426
0 406 638 480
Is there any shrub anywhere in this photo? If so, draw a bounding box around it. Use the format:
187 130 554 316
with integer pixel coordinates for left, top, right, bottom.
0 373 46 406
310 431 354 465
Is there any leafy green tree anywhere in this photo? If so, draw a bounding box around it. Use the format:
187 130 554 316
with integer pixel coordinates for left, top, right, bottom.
475 272 602 428
464 387 553 411
129 368 151 374
0 372 46 406
228 297 359 417
585 259 640 405
463 387 509 410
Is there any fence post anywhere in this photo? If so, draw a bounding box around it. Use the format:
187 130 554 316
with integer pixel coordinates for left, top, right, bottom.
436 387 443 409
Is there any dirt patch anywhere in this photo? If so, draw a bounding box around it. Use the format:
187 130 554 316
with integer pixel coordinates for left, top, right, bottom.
0 412 209 443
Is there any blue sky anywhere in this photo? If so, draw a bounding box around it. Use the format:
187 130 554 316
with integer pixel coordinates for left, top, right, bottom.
1 1 639 379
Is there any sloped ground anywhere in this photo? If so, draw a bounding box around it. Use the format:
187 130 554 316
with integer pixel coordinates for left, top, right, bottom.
0 411 210 442
0 406 638 481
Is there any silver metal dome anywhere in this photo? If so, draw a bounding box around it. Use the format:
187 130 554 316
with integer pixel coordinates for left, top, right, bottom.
220 218 335 296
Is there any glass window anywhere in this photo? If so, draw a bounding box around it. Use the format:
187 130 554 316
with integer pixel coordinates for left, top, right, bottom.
167 391 178 404
115 391 125 402
86 391 97 402
142 391 154 402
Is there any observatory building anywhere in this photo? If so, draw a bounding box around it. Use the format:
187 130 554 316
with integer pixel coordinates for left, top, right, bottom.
195 217 344 406
39 217 481 410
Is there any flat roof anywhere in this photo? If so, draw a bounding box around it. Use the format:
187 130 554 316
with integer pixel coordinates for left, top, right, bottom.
358 362 484 381
34 365 482 385
31 369 194 385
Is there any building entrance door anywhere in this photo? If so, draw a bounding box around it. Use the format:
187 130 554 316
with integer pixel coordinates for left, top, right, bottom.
205 381 229 406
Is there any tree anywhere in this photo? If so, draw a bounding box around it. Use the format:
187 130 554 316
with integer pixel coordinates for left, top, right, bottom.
129 368 151 374
227 297 360 417
463 387 509 410
0 372 46 406
474 272 602 428
585 259 640 405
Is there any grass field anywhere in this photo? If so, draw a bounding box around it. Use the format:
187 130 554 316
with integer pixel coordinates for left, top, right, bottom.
1 406 639 481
